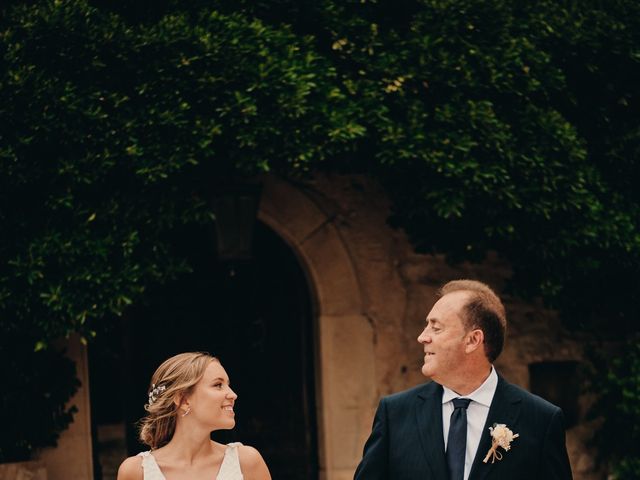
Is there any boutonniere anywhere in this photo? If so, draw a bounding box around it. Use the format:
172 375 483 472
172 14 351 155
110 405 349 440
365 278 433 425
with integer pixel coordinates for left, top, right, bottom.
483 423 519 464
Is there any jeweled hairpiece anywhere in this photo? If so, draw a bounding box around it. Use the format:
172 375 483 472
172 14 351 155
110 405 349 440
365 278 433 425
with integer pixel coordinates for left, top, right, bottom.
148 383 166 406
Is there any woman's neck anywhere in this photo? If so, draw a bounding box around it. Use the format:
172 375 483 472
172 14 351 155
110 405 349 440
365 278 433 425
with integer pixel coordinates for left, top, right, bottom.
159 422 215 465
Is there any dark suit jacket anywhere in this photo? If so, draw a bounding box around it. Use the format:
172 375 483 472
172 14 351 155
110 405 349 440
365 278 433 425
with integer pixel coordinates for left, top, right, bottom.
354 375 572 480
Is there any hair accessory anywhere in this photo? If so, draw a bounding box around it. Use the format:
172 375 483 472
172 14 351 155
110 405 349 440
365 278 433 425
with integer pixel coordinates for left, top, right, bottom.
182 406 191 417
148 383 166 406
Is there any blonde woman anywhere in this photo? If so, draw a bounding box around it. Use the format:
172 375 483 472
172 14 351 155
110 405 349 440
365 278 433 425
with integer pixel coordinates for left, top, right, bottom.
117 352 271 480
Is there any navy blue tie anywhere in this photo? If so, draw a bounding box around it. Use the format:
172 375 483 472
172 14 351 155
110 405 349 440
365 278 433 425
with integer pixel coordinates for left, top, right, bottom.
446 398 472 480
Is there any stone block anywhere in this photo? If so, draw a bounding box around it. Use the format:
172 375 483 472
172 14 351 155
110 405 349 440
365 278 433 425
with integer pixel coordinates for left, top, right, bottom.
258 176 327 245
0 462 46 480
318 315 376 407
38 335 93 480
302 225 362 316
328 468 358 480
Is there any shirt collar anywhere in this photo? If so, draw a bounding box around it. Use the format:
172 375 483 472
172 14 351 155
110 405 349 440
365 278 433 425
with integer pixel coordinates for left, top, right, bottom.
441 366 498 407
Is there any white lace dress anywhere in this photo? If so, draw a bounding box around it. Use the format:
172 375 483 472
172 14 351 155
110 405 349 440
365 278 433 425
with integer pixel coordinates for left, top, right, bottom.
137 442 243 480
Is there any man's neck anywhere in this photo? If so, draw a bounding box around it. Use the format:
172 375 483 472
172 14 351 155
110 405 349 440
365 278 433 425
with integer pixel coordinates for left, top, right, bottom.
444 364 493 396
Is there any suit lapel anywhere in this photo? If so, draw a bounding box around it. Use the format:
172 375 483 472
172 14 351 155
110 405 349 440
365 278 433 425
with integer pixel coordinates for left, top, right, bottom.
415 382 449 479
468 376 522 480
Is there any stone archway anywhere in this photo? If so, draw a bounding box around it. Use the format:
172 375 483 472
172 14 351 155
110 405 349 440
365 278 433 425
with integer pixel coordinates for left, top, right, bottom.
258 175 377 480
38 175 378 480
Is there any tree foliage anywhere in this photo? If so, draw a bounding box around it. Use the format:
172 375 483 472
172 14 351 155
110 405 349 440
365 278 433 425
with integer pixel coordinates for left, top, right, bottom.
589 337 640 479
0 0 361 342
0 336 79 462
211 0 640 330
0 0 638 470
0 0 361 459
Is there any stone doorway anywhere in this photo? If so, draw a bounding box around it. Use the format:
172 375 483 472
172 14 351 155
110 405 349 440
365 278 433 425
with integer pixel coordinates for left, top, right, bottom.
89 221 318 479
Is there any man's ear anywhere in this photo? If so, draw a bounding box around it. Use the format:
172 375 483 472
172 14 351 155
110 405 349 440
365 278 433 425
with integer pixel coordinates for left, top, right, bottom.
465 328 484 353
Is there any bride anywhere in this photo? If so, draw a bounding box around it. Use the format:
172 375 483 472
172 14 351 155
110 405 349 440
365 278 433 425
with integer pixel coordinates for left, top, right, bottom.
117 352 271 480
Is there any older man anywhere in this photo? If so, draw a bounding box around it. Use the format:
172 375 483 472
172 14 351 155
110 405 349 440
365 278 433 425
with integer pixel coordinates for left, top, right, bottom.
354 280 572 480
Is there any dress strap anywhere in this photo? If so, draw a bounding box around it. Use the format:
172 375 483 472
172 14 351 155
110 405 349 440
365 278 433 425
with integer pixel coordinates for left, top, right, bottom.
218 443 244 479
137 451 166 480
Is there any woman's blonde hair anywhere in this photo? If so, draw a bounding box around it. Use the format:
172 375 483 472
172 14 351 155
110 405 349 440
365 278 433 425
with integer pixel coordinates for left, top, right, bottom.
138 352 217 449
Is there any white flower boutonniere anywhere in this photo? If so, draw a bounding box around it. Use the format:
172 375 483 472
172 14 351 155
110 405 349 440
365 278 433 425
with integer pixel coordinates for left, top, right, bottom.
483 423 519 464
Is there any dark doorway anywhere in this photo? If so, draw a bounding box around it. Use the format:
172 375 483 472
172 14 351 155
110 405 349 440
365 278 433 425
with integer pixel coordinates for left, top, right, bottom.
89 222 318 479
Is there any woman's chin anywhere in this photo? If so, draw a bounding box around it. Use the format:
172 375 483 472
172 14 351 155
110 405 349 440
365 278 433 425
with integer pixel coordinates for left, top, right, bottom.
222 419 236 429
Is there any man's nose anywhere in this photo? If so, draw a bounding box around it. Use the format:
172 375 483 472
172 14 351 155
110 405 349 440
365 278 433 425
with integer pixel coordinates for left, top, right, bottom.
417 328 430 343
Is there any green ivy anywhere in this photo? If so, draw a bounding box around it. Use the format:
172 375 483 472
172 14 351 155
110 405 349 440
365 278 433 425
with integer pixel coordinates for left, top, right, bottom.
1 0 638 469
0 335 79 462
589 338 640 479
0 0 362 459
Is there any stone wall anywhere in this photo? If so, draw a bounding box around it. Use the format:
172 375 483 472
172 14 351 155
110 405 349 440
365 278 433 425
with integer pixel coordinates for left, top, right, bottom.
0 462 46 480
26 173 604 480
37 336 94 480
292 173 604 480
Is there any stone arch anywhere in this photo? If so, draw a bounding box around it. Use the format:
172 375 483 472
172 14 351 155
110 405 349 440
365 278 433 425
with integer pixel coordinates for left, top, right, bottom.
258 175 377 480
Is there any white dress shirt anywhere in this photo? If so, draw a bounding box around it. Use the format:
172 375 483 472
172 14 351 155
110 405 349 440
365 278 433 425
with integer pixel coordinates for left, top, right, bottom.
442 366 498 480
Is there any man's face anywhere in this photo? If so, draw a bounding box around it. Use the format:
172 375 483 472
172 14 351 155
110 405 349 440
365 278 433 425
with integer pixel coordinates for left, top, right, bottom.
417 291 471 385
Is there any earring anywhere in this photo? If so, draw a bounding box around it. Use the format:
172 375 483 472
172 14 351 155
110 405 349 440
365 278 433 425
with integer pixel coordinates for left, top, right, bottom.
182 407 191 417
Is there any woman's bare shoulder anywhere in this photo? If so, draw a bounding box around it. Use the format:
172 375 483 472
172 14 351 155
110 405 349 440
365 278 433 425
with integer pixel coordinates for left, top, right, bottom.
117 454 144 480
237 445 271 480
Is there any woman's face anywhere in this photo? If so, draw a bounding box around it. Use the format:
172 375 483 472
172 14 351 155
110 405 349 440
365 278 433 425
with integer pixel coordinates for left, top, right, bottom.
186 360 237 430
